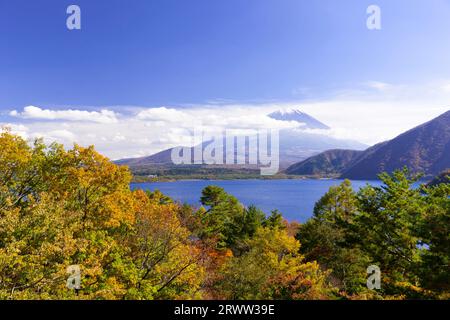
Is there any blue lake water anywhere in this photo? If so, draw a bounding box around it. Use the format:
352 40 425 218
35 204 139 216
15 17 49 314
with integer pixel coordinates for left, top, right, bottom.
131 179 384 222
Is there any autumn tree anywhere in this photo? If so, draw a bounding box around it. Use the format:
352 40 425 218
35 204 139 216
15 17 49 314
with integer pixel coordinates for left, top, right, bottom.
124 190 205 299
0 130 205 299
1 130 447 300
215 227 336 299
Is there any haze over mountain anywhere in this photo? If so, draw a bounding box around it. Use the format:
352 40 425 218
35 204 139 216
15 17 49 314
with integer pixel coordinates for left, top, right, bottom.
115 148 175 167
286 110 450 179
117 108 367 169
268 108 366 166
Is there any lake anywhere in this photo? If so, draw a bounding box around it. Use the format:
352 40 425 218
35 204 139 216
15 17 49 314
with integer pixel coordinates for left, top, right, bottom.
131 179 384 222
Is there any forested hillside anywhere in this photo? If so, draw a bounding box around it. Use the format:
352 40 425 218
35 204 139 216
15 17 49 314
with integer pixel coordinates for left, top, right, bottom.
0 130 448 299
286 110 450 179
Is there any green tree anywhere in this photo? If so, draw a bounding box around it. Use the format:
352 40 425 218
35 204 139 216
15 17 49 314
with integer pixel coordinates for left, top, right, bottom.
415 183 450 296
199 186 255 250
263 210 285 230
299 169 449 298
297 180 370 294
354 169 425 296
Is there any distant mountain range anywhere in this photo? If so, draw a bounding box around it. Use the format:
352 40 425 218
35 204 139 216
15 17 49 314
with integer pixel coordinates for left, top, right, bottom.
116 108 367 170
286 110 450 179
116 148 175 167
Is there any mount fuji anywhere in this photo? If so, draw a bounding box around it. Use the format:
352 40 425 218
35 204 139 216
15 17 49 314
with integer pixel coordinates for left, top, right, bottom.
268 108 330 130
268 108 367 167
117 108 368 172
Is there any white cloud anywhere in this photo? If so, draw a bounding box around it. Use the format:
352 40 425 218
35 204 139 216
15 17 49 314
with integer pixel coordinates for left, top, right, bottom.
10 106 118 124
3 80 450 160
0 123 29 139
112 133 126 142
136 107 190 122
28 129 77 146
366 81 391 91
46 130 77 142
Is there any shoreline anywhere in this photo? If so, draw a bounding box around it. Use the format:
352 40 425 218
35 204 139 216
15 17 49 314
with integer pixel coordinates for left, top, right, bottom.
130 177 387 184
131 175 338 183
131 176 432 184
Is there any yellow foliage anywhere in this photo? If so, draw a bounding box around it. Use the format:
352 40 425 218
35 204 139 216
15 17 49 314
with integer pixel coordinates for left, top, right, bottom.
0 131 205 300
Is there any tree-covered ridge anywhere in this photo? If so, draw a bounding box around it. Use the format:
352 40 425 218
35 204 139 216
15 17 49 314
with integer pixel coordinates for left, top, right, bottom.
0 130 448 300
286 110 450 179
428 169 450 187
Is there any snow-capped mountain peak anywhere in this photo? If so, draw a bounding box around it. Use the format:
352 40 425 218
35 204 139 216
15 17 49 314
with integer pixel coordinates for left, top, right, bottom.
268 108 330 130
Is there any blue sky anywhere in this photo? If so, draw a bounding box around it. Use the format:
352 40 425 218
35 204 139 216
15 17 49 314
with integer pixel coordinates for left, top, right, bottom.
2 0 450 107
1 0 450 158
